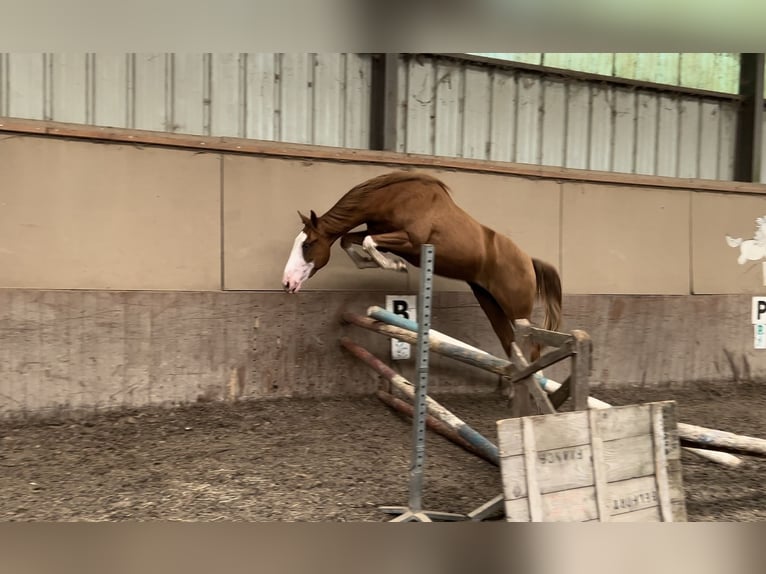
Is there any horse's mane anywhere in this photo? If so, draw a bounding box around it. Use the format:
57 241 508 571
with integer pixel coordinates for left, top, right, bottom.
319 171 451 236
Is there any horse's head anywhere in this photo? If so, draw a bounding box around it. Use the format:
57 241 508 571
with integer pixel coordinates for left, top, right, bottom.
282 210 332 293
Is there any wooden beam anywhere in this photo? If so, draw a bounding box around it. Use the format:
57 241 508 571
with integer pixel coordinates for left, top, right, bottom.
549 376 572 409
339 337 500 465
2 116 766 195
678 422 766 458
341 312 511 375
376 390 498 466
508 342 556 416
569 330 592 411
734 53 765 183
506 342 575 384
515 319 573 349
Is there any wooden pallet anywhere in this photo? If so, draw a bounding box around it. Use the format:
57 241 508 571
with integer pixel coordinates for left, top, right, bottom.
497 401 687 522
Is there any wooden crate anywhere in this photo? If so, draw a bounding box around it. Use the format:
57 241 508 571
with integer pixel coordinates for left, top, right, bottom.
496 401 687 522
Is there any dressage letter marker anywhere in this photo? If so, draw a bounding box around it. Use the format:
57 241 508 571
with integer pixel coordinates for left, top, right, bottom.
385 295 416 360
752 297 766 324
755 325 766 350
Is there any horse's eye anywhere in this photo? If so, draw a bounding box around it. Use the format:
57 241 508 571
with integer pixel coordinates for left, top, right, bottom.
302 241 311 252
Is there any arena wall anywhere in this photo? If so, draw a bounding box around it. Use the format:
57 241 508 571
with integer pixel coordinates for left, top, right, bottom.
2 120 766 416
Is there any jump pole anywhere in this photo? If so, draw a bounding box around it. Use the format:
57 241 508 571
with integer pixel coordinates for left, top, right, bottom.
344 308 745 468
340 336 500 466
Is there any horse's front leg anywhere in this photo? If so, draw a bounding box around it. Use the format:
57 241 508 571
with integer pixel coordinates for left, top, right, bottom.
362 230 414 273
340 231 380 269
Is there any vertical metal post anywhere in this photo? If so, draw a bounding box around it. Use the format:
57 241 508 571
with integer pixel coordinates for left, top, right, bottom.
368 53 400 152
408 243 434 512
380 244 464 521
734 53 764 182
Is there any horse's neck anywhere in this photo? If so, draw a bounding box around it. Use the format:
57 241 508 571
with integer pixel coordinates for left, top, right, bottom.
317 196 372 241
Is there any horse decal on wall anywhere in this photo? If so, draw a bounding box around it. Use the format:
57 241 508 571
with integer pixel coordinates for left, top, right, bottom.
726 217 766 265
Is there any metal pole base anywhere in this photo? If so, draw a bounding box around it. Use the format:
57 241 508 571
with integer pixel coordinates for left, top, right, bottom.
380 506 466 522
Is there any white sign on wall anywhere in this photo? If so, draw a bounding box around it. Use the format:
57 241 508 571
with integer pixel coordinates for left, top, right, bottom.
751 297 766 324
755 325 766 350
751 297 766 349
385 295 416 360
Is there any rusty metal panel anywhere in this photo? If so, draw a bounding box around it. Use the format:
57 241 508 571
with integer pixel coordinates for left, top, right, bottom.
488 69 516 162
312 53 344 147
515 73 542 164
589 85 612 172
462 66 491 159
564 81 589 169
6 53 44 120
170 53 205 135
278 53 312 144
540 77 566 166
718 102 737 180
132 53 168 132
678 97 701 178
656 95 680 177
403 57 436 155
210 53 242 138
698 100 721 180
395 55 408 153
50 54 88 124
92 54 129 128
634 92 658 175
343 53 371 149
244 53 277 141
612 88 636 173
433 61 461 157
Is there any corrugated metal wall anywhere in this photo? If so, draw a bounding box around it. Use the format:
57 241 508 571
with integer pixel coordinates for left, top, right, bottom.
0 53 755 182
0 53 372 148
398 55 738 180
473 53 743 95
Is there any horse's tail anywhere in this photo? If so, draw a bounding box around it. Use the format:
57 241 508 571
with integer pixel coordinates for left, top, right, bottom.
532 258 562 333
725 235 743 248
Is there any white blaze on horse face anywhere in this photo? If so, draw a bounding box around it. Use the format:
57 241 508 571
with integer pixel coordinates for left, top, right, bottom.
282 231 315 293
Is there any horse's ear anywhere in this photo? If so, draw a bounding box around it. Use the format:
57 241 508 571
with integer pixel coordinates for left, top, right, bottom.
298 210 311 227
310 210 319 227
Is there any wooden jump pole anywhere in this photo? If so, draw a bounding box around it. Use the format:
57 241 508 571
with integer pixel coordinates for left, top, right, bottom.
343 309 747 468
376 390 499 467
340 336 500 466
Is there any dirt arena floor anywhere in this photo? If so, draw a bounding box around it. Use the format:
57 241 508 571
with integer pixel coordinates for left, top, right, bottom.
0 381 764 522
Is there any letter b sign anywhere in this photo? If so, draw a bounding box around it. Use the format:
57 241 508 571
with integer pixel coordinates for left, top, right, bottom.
386 295 416 360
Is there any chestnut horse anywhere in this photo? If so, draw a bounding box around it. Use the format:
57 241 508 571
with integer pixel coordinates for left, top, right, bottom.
281 171 562 359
